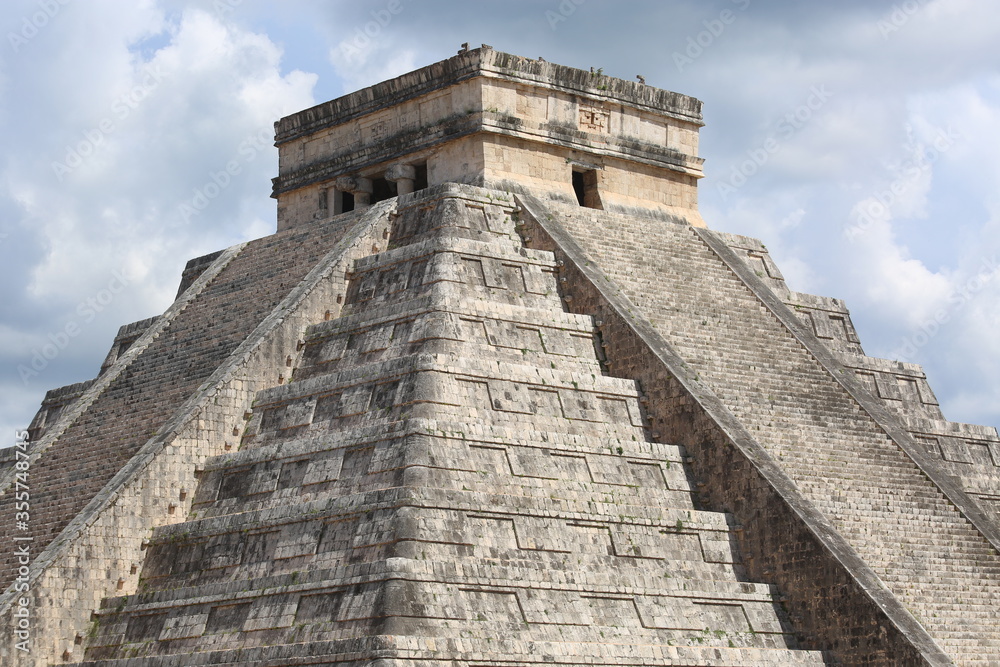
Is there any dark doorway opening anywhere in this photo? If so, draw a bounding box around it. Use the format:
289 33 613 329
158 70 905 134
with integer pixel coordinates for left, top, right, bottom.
572 170 586 206
334 190 355 215
371 177 395 204
572 169 602 209
414 163 429 191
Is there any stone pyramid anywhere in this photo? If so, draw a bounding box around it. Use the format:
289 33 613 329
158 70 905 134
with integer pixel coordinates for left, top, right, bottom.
2 47 1000 666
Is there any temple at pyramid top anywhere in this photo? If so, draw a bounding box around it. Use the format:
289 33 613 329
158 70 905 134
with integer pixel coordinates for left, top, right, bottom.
271 45 706 230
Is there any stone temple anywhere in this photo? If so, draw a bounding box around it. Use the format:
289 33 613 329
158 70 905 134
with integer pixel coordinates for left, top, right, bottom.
2 46 1000 666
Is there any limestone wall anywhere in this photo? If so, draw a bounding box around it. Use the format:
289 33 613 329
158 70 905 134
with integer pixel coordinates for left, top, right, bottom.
272 47 705 231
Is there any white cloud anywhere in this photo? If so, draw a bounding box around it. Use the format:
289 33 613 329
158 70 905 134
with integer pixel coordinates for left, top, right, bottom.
0 2 318 439
329 41 418 93
323 2 424 94
8 7 317 301
858 238 952 330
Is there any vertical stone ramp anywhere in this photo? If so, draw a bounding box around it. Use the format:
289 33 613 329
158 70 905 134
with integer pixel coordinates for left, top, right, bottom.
531 200 1000 664
72 185 825 666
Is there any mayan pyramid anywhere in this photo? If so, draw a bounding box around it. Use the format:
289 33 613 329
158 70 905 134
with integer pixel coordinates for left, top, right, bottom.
2 46 1000 666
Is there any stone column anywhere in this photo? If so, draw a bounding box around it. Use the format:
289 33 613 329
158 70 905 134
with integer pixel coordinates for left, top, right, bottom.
335 175 373 208
385 163 416 195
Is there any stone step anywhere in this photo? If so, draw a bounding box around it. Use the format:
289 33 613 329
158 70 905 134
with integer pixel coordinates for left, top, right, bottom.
134 534 758 599
341 234 563 313
81 579 816 663
152 488 736 549
189 465 702 523
294 303 604 382
109 559 787 614
71 641 828 667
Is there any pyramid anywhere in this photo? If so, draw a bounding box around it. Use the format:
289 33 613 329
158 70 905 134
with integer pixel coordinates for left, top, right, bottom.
2 47 1000 666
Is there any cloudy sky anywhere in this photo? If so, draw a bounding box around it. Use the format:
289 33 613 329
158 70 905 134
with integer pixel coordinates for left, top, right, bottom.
1 0 998 444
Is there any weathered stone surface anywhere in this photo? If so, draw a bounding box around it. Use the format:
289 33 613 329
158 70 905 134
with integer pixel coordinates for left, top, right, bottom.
517 195 1000 664
68 185 823 666
272 47 705 231
5 48 1000 667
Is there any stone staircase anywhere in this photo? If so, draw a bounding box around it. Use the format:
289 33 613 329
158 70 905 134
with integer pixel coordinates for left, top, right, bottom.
0 213 367 596
72 186 826 666
717 231 1000 526
544 202 1000 663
